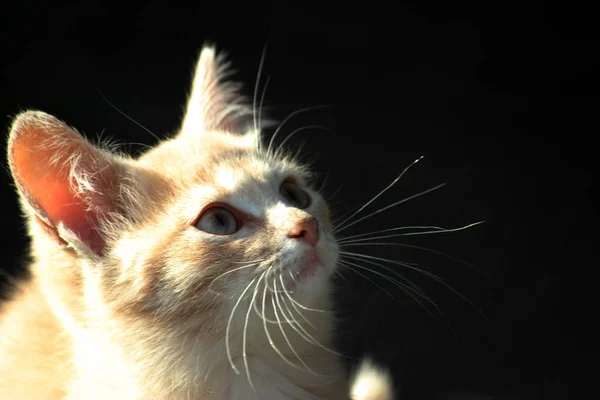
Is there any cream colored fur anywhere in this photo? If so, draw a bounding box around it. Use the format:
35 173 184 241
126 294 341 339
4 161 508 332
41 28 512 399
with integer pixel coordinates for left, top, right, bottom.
0 45 394 399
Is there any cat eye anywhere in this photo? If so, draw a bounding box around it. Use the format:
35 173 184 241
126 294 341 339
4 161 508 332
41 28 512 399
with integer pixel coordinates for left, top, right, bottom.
194 207 239 235
279 181 311 209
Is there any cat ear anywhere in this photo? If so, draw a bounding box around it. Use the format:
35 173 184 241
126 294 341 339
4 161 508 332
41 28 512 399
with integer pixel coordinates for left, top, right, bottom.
179 46 252 136
7 111 124 255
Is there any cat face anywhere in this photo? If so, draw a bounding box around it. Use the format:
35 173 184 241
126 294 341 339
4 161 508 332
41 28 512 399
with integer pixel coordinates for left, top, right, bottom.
7 46 338 332
108 128 339 323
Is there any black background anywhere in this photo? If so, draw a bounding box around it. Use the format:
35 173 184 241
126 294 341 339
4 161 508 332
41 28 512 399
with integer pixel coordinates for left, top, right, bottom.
0 2 596 399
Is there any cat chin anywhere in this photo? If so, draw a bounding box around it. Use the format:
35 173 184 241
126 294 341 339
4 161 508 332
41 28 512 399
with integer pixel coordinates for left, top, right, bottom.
287 262 330 307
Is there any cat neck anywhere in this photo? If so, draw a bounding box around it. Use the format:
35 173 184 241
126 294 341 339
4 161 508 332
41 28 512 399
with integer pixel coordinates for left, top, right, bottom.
67 290 346 399
28 250 346 399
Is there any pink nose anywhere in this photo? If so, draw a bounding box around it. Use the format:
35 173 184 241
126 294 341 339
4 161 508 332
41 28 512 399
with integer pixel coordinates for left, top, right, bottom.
286 217 319 247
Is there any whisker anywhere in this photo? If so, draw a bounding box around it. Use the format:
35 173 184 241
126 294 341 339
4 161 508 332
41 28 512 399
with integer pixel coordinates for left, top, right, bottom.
315 171 331 195
338 261 403 305
255 267 279 328
331 203 365 226
282 270 328 312
253 45 268 136
339 259 439 319
341 250 487 319
271 276 316 374
259 267 303 370
259 267 289 294
332 156 424 233
272 273 341 357
253 291 284 325
340 251 444 281
225 276 258 375
257 75 270 136
278 274 318 330
341 242 488 277
275 125 330 157
394 221 486 237
275 278 344 358
334 183 447 235
97 89 162 142
338 221 487 244
267 105 336 156
242 271 266 391
290 141 308 163
274 294 323 349
209 261 261 291
338 225 447 243
340 255 428 298
350 255 460 337
232 259 267 264
316 173 346 207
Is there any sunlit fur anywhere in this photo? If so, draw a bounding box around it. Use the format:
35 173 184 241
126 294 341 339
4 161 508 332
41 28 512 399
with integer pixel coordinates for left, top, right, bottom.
351 358 395 400
0 46 393 399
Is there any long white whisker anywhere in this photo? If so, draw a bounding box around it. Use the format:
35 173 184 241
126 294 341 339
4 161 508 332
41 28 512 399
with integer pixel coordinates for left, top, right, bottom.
209 262 261 290
341 260 458 338
279 274 318 330
242 271 266 391
275 278 343 358
338 221 487 244
258 267 303 370
253 277 290 324
226 276 258 374
282 270 328 312
97 90 162 142
253 44 268 136
253 292 283 325
271 285 321 349
340 251 444 281
338 225 447 243
275 125 328 157
267 105 335 156
334 183 447 234
338 261 402 305
257 75 270 136
333 156 424 232
290 141 308 162
331 203 365 228
272 276 316 374
340 257 431 304
341 251 487 318
315 170 334 197
261 269 288 293
341 254 426 297
232 259 267 264
340 260 438 319
341 242 487 277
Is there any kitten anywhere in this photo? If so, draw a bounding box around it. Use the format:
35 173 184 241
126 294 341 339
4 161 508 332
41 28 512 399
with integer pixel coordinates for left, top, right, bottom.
0 46 393 399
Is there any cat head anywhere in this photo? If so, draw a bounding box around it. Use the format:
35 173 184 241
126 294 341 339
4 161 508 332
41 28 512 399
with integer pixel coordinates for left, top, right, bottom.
7 46 338 331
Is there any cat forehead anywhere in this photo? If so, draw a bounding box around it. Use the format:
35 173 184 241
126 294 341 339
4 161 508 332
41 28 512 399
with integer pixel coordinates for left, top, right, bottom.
178 155 307 218
140 130 298 174
213 160 269 190
207 154 305 190
137 130 310 209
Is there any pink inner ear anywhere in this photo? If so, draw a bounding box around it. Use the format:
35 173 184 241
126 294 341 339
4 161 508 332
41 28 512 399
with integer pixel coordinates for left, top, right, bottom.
9 113 116 255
